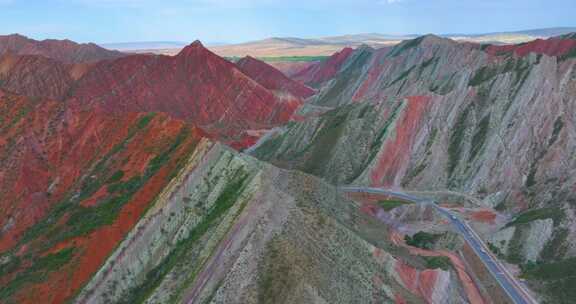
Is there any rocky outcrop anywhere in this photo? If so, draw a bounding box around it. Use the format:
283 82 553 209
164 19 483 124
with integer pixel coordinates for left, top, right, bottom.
0 34 126 64
236 56 315 99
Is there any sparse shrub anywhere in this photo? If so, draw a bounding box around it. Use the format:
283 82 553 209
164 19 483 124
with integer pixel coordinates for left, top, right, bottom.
405 231 440 250
423 256 451 270
377 199 411 211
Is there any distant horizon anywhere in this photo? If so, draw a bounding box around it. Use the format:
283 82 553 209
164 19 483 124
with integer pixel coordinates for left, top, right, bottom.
96 26 576 46
1 0 574 44
4 25 576 49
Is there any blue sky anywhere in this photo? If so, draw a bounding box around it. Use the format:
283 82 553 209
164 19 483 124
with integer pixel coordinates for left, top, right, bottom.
0 0 574 44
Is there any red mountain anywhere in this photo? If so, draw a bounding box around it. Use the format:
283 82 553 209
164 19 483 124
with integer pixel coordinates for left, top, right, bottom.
292 47 354 86
69 41 301 145
236 56 315 99
0 53 87 99
0 34 125 64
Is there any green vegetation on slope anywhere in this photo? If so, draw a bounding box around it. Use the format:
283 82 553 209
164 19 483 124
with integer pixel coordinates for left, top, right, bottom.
257 240 302 304
302 108 349 175
119 167 250 304
487 242 504 258
548 117 564 147
540 228 569 261
525 116 564 189
506 207 564 227
469 57 532 88
469 66 499 87
389 36 425 57
468 114 490 161
522 257 576 304
447 107 469 178
376 199 412 211
422 256 452 271
388 66 416 87
62 127 190 240
315 49 372 107
0 247 76 300
370 102 403 152
401 127 438 187
251 132 286 160
1 104 32 134
20 113 158 246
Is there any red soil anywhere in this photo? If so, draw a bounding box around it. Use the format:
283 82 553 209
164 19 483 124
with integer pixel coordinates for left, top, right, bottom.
470 210 497 224
371 96 431 187
353 49 388 101
391 231 486 304
395 260 439 302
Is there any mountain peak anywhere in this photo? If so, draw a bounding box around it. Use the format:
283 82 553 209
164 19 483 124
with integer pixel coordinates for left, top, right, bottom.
418 34 455 45
238 55 263 65
177 40 210 57
190 39 204 47
6 33 27 38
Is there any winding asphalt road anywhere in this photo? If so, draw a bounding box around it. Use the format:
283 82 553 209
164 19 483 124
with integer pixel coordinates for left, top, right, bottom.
340 186 538 304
